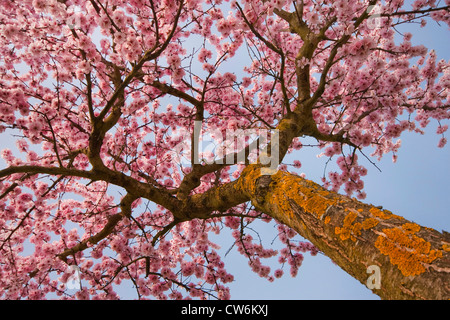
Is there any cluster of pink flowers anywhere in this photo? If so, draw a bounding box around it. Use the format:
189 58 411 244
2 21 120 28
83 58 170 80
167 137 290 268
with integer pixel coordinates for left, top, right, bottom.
231 229 277 280
275 224 318 277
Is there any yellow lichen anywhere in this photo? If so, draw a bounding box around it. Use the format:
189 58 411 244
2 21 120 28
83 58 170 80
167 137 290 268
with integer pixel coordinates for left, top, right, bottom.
369 207 404 220
335 210 360 241
351 222 363 241
362 217 379 230
237 164 264 194
303 192 335 218
335 226 351 241
401 222 421 234
375 224 443 277
324 216 331 224
276 118 296 131
265 172 304 219
263 171 338 220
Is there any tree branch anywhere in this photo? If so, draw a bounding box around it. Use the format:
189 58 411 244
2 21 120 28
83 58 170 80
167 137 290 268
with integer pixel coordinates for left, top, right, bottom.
58 193 138 262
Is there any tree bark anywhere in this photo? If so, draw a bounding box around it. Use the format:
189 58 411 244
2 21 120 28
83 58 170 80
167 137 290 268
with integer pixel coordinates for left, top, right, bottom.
234 165 450 300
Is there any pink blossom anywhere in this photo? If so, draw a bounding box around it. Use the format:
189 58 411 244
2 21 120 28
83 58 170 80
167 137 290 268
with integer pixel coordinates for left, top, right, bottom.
437 125 448 135
293 160 302 169
28 120 43 135
274 269 284 278
198 48 213 63
202 63 216 73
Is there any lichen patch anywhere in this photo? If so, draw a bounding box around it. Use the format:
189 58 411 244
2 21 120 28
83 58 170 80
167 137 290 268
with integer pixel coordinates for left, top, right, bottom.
375 224 443 277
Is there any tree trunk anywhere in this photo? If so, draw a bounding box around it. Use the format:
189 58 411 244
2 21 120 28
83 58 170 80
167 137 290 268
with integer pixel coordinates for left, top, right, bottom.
235 165 450 300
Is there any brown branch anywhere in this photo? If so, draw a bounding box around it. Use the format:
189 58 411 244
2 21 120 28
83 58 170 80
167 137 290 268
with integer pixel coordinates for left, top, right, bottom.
0 164 180 215
151 218 181 246
0 165 96 181
150 80 203 108
380 6 450 18
85 0 184 173
58 193 137 262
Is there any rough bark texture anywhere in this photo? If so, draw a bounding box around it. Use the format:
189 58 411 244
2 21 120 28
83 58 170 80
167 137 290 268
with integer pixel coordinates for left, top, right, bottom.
235 165 450 300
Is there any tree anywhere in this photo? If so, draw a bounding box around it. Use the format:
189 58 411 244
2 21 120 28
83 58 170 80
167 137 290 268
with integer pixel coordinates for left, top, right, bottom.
0 0 449 300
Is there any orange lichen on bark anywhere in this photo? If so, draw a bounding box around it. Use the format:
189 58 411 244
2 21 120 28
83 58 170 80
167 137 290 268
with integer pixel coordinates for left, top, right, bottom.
335 210 361 241
362 217 379 230
258 170 338 220
300 183 337 219
263 172 303 219
335 206 403 242
369 207 404 220
236 165 265 195
375 223 443 277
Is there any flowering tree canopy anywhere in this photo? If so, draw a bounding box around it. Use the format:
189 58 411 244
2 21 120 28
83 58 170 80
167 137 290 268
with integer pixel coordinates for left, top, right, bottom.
0 0 449 300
